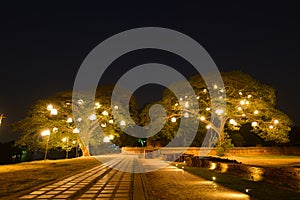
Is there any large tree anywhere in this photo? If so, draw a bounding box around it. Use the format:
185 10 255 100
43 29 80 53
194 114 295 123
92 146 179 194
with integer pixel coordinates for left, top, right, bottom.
149 71 293 152
13 85 138 157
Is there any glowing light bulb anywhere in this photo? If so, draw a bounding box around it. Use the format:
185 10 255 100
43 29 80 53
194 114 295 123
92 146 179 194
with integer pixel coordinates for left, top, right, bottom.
200 116 205 121
47 104 53 111
238 107 242 111
175 103 179 106
89 114 97 121
67 117 73 123
206 125 211 129
171 117 177 123
120 120 126 126
108 119 114 124
251 122 258 127
184 112 189 118
248 95 252 98
203 89 207 93
215 109 223 115
239 92 243 96
254 110 259 115
213 84 218 89
184 101 189 108
206 107 211 111
101 123 106 127
274 119 279 124
73 128 80 133
102 110 108 116
240 100 245 105
269 125 274 129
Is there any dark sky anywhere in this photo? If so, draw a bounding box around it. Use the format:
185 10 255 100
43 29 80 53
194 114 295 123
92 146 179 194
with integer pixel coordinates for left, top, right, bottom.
0 2 299 142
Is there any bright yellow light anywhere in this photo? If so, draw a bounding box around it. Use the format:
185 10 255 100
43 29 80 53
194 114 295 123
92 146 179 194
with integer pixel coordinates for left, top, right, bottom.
213 84 218 89
212 176 216 181
52 127 58 132
206 107 211 111
248 94 252 98
62 137 67 142
175 103 179 106
114 105 119 110
67 117 73 123
229 119 236 124
245 100 249 105
200 116 205 121
109 135 114 140
242 113 246 117
269 125 274 129
102 110 109 116
120 120 126 126
72 141 76 144
210 163 216 170
47 104 53 111
240 100 245 105
179 97 183 101
254 110 259 115
50 109 58 115
251 122 258 127
206 125 211 129
108 119 114 124
73 128 80 133
95 102 101 108
203 89 207 93
274 119 279 124
171 117 177 123
220 89 224 93
196 96 200 100
239 92 243 96
101 123 107 127
41 130 50 136
238 107 242 111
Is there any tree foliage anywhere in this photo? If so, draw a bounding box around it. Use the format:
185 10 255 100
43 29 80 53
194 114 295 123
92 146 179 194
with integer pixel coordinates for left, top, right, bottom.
12 85 139 156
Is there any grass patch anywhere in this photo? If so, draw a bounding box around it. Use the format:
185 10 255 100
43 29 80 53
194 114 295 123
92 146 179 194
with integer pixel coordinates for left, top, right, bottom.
0 157 100 197
172 163 299 200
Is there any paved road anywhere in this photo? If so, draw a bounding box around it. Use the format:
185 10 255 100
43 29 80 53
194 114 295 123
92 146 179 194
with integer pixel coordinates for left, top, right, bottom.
18 155 147 200
17 155 249 200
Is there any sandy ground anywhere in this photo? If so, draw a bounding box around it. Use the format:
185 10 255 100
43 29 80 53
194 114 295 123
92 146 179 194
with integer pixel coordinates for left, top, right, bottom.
142 159 250 200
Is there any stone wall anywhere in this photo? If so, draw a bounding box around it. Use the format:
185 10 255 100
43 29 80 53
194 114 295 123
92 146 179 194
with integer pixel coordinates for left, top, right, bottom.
122 146 300 157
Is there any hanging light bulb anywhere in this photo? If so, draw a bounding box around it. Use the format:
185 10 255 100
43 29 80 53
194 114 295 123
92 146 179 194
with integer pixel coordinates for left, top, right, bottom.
171 117 177 123
251 122 258 127
200 116 205 121
254 110 259 115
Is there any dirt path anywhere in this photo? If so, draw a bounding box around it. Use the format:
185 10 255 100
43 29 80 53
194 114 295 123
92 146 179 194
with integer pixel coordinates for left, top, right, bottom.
142 159 250 200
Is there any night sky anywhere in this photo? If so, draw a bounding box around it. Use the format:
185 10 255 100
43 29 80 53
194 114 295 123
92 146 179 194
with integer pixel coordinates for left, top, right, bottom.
1 2 299 142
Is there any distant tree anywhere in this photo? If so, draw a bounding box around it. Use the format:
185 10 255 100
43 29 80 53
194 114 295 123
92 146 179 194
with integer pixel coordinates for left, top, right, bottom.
12 85 138 157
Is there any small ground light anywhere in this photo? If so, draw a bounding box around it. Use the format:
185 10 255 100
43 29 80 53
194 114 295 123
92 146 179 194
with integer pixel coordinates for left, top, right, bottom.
212 176 216 181
245 188 252 193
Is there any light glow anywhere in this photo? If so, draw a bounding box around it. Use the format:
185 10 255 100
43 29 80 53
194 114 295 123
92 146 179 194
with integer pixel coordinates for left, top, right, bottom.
254 110 259 115
102 110 109 116
50 109 58 115
171 117 177 123
200 116 205 121
41 130 50 136
67 117 73 123
73 128 80 133
251 122 258 127
47 104 53 111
